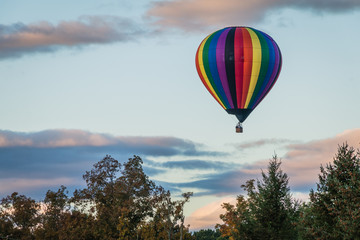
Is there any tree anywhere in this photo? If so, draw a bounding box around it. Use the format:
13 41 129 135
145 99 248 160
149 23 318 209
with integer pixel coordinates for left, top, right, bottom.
138 190 193 240
34 185 69 239
216 194 250 239
252 156 300 239
192 228 226 240
217 155 300 240
300 143 360 239
71 155 192 240
0 192 40 240
72 154 155 239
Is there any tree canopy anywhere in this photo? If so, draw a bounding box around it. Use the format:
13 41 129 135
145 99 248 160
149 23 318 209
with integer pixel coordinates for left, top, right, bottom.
0 155 192 240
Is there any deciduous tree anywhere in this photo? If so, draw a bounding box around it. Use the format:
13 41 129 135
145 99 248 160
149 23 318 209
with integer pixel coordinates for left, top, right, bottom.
0 192 40 240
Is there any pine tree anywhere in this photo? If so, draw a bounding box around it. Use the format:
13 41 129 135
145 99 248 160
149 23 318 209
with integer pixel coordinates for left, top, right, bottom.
300 143 360 239
217 155 300 240
251 156 300 239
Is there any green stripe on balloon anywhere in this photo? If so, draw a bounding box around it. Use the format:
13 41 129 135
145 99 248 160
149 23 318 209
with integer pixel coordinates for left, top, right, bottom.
249 29 270 108
202 30 227 107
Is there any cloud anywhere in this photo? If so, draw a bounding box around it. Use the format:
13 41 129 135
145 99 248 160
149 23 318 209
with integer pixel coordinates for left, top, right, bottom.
237 138 297 150
0 129 224 198
0 16 145 59
174 129 360 196
0 129 221 157
175 169 254 196
146 159 237 170
281 129 360 192
146 0 360 31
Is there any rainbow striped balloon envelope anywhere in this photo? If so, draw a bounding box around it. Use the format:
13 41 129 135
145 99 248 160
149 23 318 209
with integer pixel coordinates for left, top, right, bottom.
195 26 282 124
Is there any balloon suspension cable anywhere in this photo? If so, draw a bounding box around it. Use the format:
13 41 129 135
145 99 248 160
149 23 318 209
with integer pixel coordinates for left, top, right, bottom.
235 122 243 133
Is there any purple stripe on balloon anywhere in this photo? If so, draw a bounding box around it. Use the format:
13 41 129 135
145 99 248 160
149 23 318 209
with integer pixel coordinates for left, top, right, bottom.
216 28 234 108
253 40 281 108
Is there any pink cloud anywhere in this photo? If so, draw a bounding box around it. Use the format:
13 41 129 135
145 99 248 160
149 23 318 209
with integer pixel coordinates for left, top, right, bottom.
0 129 115 147
146 0 360 31
282 129 360 190
0 16 144 59
0 129 192 148
238 129 360 191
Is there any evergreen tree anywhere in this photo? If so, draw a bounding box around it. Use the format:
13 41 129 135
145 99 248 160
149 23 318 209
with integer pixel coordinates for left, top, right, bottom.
217 155 300 240
252 156 300 239
300 143 360 239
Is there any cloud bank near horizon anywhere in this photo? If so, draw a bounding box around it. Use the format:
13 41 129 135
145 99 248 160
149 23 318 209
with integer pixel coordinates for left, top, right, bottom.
0 16 145 60
147 0 360 31
0 128 359 202
0 129 225 197
191 129 360 196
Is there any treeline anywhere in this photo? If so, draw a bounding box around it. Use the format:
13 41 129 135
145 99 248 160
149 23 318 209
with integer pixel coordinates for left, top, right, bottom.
215 143 360 239
0 156 193 240
1 143 360 240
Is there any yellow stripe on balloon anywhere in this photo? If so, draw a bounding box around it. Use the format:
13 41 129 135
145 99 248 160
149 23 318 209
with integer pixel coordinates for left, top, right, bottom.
244 28 262 108
198 35 226 109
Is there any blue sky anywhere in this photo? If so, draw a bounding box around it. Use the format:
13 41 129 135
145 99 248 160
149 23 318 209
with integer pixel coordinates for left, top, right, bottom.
1 0 360 229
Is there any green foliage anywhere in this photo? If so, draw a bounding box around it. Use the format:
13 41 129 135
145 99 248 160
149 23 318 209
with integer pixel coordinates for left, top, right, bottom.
192 228 226 240
74 154 155 239
217 155 300 240
300 143 360 239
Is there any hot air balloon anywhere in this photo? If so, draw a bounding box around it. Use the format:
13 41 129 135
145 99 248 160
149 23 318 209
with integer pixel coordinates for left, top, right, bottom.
195 27 282 133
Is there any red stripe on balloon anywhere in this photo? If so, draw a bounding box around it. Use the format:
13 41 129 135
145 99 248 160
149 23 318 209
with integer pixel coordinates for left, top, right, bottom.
240 28 253 108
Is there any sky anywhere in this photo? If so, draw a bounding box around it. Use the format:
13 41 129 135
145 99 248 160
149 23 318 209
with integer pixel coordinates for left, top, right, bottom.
1 0 360 230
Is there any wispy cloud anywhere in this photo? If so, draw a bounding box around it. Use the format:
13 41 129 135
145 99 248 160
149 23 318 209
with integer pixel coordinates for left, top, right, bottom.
174 129 360 196
237 138 297 150
146 159 236 170
0 16 145 59
146 0 360 31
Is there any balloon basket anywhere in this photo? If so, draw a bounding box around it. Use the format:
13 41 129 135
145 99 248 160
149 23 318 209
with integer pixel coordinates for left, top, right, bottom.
235 123 243 133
